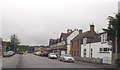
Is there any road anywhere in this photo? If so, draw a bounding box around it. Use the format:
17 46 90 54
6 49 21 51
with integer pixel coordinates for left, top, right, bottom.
0 57 2 69
2 53 115 68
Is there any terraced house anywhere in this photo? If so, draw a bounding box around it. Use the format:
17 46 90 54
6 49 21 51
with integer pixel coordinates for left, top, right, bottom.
70 25 96 60
81 32 112 64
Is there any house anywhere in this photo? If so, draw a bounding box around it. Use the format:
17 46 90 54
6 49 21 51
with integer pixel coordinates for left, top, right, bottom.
48 38 59 53
48 30 72 56
81 32 112 64
70 25 96 60
66 29 80 54
57 31 72 56
34 45 48 52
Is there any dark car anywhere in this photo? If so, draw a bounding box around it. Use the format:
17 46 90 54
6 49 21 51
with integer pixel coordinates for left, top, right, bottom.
41 51 49 57
19 52 23 54
115 59 120 68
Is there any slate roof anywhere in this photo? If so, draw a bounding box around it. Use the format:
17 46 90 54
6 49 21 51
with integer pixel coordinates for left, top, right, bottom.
49 38 59 45
81 32 107 44
59 32 72 42
86 34 101 44
71 30 96 42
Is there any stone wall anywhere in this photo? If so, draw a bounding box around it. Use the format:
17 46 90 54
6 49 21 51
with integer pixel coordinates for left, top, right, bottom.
79 57 102 64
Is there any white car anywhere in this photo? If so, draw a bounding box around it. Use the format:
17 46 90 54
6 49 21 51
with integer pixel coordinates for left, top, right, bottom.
7 51 14 56
33 51 41 56
59 54 74 62
3 52 10 57
48 53 57 59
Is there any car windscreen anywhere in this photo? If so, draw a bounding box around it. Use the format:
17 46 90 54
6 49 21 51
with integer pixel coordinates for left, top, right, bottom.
64 54 71 57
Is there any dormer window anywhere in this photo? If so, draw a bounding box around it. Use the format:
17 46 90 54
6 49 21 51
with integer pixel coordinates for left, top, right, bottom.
83 38 87 46
101 33 107 43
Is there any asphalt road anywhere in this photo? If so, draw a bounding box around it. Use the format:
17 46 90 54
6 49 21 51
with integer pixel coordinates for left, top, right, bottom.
2 53 115 68
0 57 2 69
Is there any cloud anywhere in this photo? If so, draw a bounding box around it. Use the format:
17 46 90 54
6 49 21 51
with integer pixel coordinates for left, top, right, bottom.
2 0 118 45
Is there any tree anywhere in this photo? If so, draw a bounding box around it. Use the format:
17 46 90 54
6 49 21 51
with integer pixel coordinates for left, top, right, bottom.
103 13 120 64
10 34 20 51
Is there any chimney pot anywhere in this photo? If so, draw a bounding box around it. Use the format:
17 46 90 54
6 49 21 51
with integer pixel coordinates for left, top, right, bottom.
67 29 72 33
90 25 94 31
79 29 82 34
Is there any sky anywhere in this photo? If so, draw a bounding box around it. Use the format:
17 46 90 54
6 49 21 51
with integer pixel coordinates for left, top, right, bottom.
0 0 119 46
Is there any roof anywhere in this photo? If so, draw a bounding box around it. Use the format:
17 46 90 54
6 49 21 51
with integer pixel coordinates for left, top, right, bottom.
67 29 79 38
71 30 96 42
86 34 101 44
49 39 59 45
59 32 71 42
81 31 107 44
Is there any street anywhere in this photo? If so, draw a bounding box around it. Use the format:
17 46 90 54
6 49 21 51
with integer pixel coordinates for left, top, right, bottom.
0 57 2 69
2 53 115 68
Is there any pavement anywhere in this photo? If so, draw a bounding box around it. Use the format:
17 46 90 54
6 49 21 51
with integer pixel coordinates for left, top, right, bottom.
75 60 115 68
2 53 116 68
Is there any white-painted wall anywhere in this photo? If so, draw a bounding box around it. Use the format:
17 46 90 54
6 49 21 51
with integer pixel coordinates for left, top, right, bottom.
81 42 112 64
67 30 79 54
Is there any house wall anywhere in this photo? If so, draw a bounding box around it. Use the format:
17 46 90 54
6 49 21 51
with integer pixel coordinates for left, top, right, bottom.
67 30 79 54
81 42 112 64
70 40 81 60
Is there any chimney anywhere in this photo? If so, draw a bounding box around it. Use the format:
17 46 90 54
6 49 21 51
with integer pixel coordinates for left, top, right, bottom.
79 29 82 34
90 24 94 31
67 29 72 33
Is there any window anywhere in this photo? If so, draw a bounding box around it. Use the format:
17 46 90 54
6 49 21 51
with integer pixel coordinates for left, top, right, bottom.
74 51 76 56
101 33 107 43
104 48 107 52
83 38 87 46
100 48 103 52
77 51 79 56
105 33 107 41
91 49 93 58
83 49 86 57
71 51 73 56
99 48 110 53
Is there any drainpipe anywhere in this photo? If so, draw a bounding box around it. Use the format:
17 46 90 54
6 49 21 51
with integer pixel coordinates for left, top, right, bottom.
89 43 91 58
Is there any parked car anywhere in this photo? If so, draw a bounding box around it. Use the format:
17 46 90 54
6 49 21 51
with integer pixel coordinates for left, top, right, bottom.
33 51 41 56
59 54 74 62
19 52 24 54
41 51 49 57
3 52 10 57
48 53 57 59
7 51 15 56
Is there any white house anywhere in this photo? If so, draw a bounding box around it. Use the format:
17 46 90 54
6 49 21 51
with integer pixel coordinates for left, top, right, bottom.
81 32 112 64
66 29 81 54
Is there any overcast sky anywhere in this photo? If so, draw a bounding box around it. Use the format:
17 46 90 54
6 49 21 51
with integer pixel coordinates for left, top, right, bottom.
1 0 119 46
